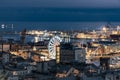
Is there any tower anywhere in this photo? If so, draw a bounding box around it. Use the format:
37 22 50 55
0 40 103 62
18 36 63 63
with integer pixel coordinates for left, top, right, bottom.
20 28 26 44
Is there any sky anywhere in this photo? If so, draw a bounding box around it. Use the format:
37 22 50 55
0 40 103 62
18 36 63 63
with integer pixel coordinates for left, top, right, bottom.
0 0 120 8
0 0 120 22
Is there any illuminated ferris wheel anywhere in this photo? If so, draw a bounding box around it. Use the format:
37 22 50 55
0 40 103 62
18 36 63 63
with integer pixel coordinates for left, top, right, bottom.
48 36 62 59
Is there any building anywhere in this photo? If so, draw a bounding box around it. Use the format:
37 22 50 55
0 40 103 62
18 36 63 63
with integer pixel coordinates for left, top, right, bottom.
59 43 74 63
36 61 49 73
1 52 10 64
58 43 86 63
100 57 110 71
7 76 19 80
0 43 10 52
75 48 86 63
105 72 120 80
4 62 36 80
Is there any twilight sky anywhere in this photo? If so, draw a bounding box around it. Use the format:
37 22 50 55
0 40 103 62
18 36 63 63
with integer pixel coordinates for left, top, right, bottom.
0 0 120 8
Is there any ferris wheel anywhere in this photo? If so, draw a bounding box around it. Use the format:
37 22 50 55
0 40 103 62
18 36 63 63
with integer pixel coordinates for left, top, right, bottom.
48 36 62 59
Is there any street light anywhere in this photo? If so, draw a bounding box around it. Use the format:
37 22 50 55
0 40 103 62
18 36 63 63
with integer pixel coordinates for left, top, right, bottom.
102 27 107 32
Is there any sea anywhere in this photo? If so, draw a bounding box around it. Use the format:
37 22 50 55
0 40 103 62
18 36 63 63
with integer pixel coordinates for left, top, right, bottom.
0 22 120 31
0 8 120 31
